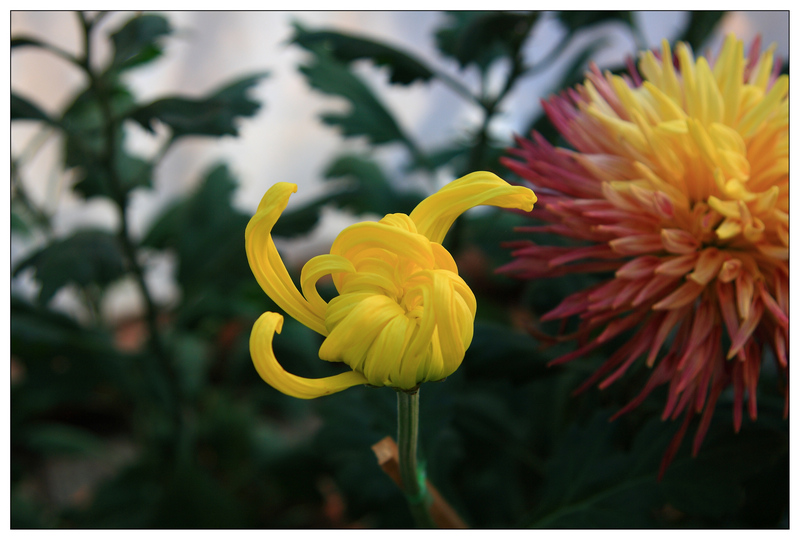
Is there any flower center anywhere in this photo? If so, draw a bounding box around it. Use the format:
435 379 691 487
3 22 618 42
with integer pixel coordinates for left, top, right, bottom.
317 214 476 389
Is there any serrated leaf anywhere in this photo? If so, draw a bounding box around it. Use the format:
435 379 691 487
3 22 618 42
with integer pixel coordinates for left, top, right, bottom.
61 84 137 169
13 230 127 305
108 13 172 72
291 23 434 85
299 49 405 145
270 190 341 238
12 230 127 304
524 412 663 528
521 37 608 146
407 145 469 173
11 93 55 124
72 151 153 200
130 73 267 138
556 11 634 33
141 164 251 298
60 84 149 200
435 11 538 71
676 11 725 50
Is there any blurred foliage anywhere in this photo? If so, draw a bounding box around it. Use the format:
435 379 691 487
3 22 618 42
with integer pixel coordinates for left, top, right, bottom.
10 10 786 530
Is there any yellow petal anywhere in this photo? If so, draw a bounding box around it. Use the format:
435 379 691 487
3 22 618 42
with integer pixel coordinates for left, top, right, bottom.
250 312 368 399
738 74 788 137
331 221 434 271
318 294 404 373
245 183 327 335
300 254 355 317
409 171 536 244
431 270 473 376
363 314 414 387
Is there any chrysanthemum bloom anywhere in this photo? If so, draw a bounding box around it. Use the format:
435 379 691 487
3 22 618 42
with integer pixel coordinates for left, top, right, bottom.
246 172 536 398
499 35 787 473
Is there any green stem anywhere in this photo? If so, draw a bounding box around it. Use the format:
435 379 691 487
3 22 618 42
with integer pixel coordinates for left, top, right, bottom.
397 389 437 528
76 11 183 436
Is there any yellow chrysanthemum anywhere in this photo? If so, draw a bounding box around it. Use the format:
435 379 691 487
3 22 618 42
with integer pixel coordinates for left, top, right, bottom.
501 34 787 474
246 172 536 398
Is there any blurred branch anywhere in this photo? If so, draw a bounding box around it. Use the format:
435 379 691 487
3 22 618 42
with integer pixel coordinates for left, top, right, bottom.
372 436 467 528
76 10 182 427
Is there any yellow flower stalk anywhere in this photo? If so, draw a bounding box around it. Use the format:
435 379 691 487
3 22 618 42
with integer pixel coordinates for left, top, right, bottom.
246 171 536 399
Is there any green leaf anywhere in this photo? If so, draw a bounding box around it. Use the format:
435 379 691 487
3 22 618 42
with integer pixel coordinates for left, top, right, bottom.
12 229 126 304
10 297 115 361
435 11 538 71
407 144 469 173
153 466 251 527
291 23 434 85
10 297 128 419
11 209 33 237
108 13 172 72
676 11 726 50
270 190 340 238
521 36 609 146
72 151 153 200
323 154 423 216
524 412 664 528
299 49 405 145
130 73 268 138
141 164 252 299
59 84 149 200
556 11 634 33
171 333 210 399
11 35 77 66
61 88 131 173
312 387 410 527
68 455 251 527
21 423 105 457
11 93 55 124
11 487 52 528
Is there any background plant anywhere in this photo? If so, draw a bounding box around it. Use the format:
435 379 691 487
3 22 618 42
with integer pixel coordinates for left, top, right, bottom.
11 11 788 528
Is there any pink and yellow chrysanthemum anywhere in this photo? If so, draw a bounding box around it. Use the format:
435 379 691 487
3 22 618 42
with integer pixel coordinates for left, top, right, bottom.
500 34 788 474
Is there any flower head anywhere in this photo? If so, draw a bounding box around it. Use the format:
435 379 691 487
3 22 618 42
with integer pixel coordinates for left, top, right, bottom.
500 35 787 473
247 172 536 398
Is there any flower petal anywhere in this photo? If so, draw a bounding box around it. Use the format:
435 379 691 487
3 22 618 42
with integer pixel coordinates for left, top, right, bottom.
410 171 536 244
331 221 434 271
245 183 327 335
300 254 355 316
318 294 404 376
250 312 368 399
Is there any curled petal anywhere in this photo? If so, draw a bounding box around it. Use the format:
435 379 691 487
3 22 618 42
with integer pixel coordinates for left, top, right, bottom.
301 254 355 316
318 295 404 375
245 183 327 335
250 312 368 399
410 171 536 244
332 221 434 271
